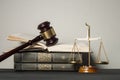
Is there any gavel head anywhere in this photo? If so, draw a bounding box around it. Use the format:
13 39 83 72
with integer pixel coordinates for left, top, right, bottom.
38 21 58 46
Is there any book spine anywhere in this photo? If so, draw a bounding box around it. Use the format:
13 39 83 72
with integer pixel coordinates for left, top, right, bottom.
14 63 77 71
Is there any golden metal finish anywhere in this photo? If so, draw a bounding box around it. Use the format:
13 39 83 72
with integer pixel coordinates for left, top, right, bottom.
85 23 91 67
38 64 52 70
96 41 109 64
77 23 108 73
61 65 65 69
41 27 56 39
79 23 97 73
38 53 52 62
79 66 97 73
61 56 66 60
70 60 77 64
69 40 82 64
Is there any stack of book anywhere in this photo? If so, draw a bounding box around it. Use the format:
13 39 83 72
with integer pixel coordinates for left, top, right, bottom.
14 44 90 71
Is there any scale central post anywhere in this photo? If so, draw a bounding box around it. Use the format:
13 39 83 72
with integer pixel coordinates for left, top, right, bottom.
79 23 97 73
86 23 91 67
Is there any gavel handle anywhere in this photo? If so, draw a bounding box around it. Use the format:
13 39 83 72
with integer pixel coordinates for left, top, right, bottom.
0 35 43 62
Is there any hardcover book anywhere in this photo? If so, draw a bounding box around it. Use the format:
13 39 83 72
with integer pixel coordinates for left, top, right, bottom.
14 50 82 63
14 63 77 71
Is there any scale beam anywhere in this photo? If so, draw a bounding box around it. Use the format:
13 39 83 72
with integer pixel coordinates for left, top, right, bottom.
76 37 101 41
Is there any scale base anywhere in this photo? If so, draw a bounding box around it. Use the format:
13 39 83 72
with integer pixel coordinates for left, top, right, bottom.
78 66 97 73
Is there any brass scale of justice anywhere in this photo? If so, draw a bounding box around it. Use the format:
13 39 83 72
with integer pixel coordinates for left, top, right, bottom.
69 23 109 73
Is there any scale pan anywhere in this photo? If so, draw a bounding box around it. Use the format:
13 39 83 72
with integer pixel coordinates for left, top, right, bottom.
70 60 77 64
96 61 109 64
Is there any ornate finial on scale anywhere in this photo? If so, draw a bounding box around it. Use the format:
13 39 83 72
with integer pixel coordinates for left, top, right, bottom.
85 23 90 39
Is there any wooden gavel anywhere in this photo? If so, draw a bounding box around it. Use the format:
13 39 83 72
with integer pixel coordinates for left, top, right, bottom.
0 21 58 62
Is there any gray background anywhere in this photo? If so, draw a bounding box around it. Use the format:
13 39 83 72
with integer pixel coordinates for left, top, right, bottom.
0 0 120 69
